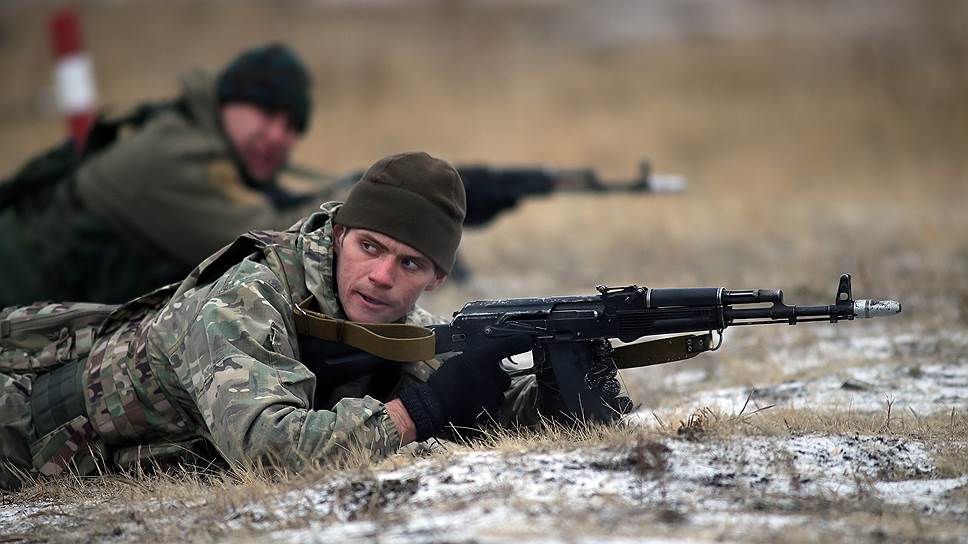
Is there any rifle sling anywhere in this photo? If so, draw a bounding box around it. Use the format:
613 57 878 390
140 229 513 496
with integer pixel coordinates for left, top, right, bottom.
294 294 712 369
611 333 713 369
293 297 436 362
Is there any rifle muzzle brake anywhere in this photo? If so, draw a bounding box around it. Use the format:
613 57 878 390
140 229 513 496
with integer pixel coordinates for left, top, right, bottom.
853 299 902 318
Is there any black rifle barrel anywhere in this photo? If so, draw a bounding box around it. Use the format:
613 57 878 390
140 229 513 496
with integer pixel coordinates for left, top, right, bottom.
727 304 848 322
646 286 854 323
645 287 785 308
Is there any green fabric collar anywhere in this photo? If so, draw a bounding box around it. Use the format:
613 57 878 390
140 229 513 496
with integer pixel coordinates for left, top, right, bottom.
176 69 222 139
299 201 344 320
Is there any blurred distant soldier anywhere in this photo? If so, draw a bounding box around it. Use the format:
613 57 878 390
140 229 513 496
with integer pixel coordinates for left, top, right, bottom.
0 43 327 306
0 41 681 305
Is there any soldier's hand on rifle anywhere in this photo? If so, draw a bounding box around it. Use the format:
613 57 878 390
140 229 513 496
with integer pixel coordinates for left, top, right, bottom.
585 340 635 415
537 339 634 419
458 167 528 226
397 335 533 441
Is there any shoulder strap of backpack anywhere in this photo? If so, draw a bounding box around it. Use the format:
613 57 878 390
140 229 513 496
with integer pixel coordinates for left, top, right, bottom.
0 99 188 210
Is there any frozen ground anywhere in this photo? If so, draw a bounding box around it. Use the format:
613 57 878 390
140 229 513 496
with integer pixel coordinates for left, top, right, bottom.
1 327 965 543
650 361 968 416
3 433 961 543
240 434 965 543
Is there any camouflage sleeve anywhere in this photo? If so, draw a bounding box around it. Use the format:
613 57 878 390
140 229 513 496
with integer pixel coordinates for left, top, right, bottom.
75 113 329 266
170 261 402 469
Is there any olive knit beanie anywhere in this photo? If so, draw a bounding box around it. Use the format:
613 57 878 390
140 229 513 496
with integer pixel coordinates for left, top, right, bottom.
334 152 466 273
216 43 312 132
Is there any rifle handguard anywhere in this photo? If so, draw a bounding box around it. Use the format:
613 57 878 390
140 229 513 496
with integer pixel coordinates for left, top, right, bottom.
611 333 715 369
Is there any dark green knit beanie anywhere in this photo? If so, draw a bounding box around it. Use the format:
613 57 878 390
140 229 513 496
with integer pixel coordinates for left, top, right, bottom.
334 152 466 274
216 43 312 132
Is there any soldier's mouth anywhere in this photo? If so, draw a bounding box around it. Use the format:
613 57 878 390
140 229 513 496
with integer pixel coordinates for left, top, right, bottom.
356 291 388 308
250 154 281 172
243 147 285 177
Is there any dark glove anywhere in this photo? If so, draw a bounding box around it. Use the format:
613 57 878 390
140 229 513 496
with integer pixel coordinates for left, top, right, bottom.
537 339 635 419
585 340 635 415
397 335 532 440
459 167 539 226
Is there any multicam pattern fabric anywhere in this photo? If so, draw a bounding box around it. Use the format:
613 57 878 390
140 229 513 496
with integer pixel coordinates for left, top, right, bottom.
142 204 446 469
0 370 33 489
0 302 117 373
1 205 541 488
85 300 187 444
0 371 106 489
30 414 104 477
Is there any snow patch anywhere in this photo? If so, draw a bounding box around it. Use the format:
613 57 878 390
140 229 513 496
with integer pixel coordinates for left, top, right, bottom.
652 362 968 415
201 434 959 543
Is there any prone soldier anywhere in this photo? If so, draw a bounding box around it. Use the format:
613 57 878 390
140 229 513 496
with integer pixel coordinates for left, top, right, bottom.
0 151 628 491
0 40 682 302
0 43 326 306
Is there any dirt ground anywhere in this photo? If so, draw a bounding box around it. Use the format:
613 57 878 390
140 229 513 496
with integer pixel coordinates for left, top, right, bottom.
1 1 966 542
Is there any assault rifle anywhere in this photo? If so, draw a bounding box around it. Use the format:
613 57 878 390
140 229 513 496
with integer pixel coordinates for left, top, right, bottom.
329 160 685 283
457 160 686 226
333 160 686 226
297 274 900 424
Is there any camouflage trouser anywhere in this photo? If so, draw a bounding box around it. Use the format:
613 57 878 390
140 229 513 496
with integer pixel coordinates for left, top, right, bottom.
0 301 117 492
0 365 106 492
0 371 34 491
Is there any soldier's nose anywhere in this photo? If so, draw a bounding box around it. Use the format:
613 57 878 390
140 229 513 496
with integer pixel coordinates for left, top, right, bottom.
368 258 395 287
264 114 294 144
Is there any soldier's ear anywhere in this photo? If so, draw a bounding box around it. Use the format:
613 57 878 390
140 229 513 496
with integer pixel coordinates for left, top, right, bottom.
424 269 447 292
333 224 346 253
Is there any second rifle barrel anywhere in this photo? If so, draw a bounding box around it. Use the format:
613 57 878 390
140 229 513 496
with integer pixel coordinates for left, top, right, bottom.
647 288 784 308
727 304 840 321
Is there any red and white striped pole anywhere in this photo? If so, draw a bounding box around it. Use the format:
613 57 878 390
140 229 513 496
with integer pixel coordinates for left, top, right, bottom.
48 9 97 151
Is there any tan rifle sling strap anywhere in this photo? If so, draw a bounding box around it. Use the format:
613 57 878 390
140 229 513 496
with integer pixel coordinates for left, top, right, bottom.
293 294 713 368
292 297 436 362
611 332 714 370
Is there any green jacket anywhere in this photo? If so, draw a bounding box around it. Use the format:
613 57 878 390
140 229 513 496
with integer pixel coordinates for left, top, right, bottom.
0 70 331 306
90 203 430 468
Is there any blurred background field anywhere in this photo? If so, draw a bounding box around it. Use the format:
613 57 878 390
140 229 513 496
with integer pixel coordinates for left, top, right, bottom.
1 0 966 355
1 4 967 540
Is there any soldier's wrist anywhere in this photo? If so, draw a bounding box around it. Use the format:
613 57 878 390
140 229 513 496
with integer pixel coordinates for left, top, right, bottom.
385 399 417 445
396 384 444 442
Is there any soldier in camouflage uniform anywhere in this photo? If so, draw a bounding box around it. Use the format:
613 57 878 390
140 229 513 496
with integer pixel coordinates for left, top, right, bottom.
1 152 585 491
0 43 330 305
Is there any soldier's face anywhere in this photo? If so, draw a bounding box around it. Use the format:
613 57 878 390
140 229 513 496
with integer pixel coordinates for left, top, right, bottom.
333 225 447 323
221 103 300 183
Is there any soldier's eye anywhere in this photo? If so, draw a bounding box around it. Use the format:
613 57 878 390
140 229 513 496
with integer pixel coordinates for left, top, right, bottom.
401 257 422 271
361 241 378 254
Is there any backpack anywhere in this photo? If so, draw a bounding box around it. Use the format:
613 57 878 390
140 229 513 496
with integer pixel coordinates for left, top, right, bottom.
0 100 185 211
0 301 119 374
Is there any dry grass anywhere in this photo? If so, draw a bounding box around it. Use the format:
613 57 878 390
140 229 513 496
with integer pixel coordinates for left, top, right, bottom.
6 405 965 543
1 2 966 542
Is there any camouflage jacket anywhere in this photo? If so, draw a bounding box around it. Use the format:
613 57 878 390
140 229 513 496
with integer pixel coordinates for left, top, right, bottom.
0 70 332 306
82 203 445 471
